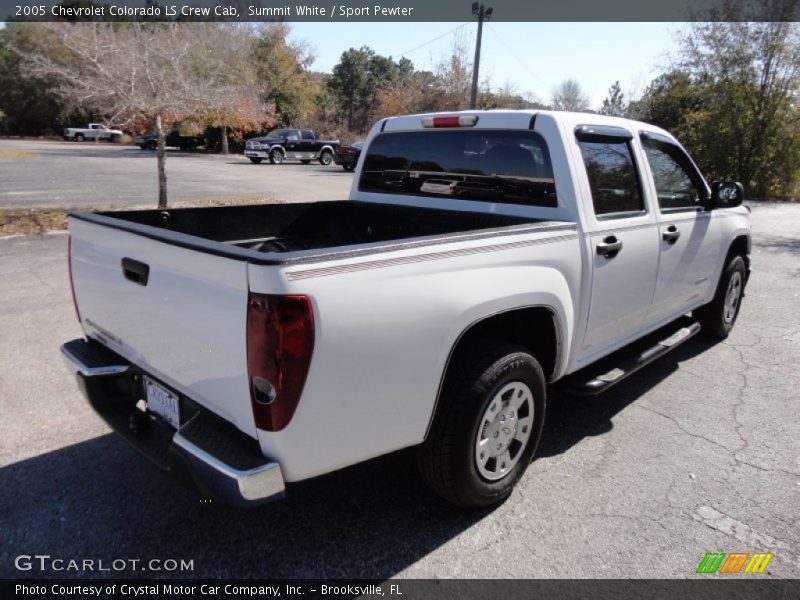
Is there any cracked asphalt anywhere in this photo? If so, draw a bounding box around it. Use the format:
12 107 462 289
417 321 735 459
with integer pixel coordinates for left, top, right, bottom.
0 202 798 579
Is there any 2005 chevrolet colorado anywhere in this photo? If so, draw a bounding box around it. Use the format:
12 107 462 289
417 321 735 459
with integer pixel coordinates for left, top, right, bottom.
61 110 750 508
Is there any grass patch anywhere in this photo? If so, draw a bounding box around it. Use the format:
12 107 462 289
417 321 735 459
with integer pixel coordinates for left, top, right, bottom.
0 150 37 159
171 195 279 207
0 209 68 236
0 196 279 236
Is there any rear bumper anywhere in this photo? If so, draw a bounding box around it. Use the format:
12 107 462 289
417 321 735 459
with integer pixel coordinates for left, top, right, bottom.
61 338 285 507
333 154 357 166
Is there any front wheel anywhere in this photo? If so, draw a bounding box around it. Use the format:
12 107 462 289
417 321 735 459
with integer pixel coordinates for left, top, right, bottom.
318 149 333 165
418 340 546 508
74 133 85 142
249 157 263 164
109 134 120 143
696 254 747 339
146 140 157 151
269 148 284 165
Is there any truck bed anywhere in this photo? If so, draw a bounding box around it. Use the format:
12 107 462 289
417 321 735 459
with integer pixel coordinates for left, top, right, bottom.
71 201 564 265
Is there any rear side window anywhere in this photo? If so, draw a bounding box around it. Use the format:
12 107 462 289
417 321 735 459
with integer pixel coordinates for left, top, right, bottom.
578 140 643 216
301 130 314 140
358 129 557 207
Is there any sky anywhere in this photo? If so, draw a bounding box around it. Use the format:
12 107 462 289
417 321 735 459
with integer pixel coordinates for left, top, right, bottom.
288 22 684 107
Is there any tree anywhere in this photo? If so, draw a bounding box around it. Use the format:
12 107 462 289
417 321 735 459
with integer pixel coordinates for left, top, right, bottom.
15 22 273 207
0 25 75 135
672 18 800 196
327 47 374 130
599 81 626 116
551 79 591 112
254 23 318 126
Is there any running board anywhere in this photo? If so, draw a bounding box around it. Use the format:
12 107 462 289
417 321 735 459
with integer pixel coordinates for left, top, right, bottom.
563 320 701 396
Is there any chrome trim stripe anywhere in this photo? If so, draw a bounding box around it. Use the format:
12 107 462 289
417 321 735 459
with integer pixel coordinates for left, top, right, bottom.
60 344 130 377
286 233 579 280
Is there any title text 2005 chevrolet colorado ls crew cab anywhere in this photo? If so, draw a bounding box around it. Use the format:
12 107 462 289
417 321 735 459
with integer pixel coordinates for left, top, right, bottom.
61 110 750 508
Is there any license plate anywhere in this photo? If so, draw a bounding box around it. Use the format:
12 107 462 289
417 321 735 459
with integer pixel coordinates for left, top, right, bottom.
144 377 180 429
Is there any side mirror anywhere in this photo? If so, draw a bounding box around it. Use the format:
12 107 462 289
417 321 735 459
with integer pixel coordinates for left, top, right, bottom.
709 181 744 209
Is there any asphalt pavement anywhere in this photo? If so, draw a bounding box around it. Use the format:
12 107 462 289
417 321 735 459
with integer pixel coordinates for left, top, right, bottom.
0 202 798 579
0 139 353 208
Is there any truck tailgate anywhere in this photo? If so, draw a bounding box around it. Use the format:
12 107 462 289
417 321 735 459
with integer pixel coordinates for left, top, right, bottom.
68 217 256 437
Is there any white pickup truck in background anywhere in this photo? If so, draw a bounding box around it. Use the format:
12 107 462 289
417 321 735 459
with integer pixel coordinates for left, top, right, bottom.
63 123 123 142
61 110 750 508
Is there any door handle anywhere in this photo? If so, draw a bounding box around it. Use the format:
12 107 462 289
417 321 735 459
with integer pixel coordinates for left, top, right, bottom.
662 225 681 244
121 257 149 286
596 235 623 258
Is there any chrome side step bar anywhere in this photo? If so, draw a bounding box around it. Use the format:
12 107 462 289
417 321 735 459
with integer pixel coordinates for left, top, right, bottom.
564 321 701 396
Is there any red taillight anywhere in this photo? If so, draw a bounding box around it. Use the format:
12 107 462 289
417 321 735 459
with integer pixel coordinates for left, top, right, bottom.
67 235 82 323
246 293 314 431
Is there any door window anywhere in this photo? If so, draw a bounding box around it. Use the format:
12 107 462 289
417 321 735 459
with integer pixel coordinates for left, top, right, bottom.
641 137 706 211
578 140 644 216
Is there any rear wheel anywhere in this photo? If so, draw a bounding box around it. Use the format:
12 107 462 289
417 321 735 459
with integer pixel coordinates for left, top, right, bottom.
418 340 546 508
696 254 747 339
343 164 354 172
269 148 284 165
249 157 263 164
319 149 333 165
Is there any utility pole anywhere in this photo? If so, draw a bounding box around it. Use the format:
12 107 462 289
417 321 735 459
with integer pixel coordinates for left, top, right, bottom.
469 2 493 110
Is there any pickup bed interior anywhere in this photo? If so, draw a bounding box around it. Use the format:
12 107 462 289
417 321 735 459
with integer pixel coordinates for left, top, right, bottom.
90 201 545 254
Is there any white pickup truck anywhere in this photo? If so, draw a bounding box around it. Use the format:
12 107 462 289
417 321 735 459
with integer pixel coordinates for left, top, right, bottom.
63 123 124 142
61 110 750 508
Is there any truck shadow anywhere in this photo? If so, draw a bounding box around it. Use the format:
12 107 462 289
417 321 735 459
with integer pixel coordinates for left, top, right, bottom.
0 336 718 580
539 335 718 458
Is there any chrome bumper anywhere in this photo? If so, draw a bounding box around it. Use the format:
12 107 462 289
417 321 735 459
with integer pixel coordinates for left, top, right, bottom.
244 150 268 158
61 339 285 507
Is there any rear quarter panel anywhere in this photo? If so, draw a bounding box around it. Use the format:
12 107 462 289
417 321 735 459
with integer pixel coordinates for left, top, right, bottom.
249 228 581 481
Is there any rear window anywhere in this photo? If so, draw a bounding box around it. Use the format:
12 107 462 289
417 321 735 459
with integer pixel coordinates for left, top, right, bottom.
358 130 557 207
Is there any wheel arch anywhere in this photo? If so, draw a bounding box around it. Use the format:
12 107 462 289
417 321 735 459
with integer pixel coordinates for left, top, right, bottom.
424 304 565 441
727 232 751 279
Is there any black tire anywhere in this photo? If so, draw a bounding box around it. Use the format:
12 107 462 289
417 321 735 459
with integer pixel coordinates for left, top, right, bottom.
319 149 333 165
419 340 546 508
109 134 120 143
146 140 157 151
343 164 354 172
696 254 747 339
300 159 312 165
74 133 85 142
249 157 263 164
269 148 284 165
